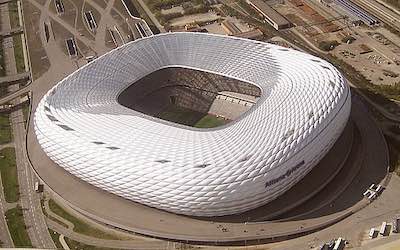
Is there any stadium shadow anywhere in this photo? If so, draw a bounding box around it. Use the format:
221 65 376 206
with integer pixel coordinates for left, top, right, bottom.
190 94 388 223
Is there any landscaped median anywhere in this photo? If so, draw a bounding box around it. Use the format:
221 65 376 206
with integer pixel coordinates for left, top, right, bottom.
48 199 122 240
5 205 33 247
0 147 19 203
0 114 12 144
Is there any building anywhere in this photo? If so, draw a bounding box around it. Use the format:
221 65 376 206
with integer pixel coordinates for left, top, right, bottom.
221 20 242 35
246 0 291 30
235 28 264 39
34 32 351 217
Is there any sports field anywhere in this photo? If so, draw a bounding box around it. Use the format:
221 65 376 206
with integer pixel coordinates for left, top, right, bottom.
159 105 227 128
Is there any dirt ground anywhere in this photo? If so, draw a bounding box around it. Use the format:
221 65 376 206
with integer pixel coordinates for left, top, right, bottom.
92 0 107 9
169 12 221 27
332 26 400 86
33 0 47 5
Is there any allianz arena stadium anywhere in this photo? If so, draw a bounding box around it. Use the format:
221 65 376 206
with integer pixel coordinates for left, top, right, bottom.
34 32 351 217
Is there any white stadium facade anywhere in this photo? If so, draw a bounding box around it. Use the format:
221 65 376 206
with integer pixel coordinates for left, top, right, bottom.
34 32 351 217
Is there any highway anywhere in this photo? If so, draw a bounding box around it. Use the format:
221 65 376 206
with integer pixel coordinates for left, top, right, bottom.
0 1 54 248
0 71 29 84
0 3 14 248
20 0 172 247
0 26 23 38
10 94 55 248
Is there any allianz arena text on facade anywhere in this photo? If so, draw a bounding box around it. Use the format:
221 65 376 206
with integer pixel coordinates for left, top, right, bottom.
34 33 351 217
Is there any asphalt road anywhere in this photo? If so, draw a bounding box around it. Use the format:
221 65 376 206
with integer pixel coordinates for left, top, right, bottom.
0 1 54 248
0 4 15 247
10 108 55 248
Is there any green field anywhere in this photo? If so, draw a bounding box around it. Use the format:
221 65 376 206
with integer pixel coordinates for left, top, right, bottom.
22 103 30 128
48 229 63 249
13 35 26 73
48 199 120 240
65 237 116 250
159 105 205 126
0 148 19 203
159 105 227 128
8 1 20 29
5 206 33 247
0 47 5 77
0 114 12 144
195 115 227 128
49 228 116 250
41 198 69 228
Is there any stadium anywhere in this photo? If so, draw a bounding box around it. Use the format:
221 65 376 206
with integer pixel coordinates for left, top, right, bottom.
33 32 351 217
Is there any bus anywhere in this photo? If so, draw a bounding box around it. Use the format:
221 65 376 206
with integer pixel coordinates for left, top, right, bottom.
380 222 387 236
333 237 344 250
34 182 43 193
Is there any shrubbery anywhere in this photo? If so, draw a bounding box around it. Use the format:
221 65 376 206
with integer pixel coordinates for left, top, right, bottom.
341 35 356 44
318 40 340 51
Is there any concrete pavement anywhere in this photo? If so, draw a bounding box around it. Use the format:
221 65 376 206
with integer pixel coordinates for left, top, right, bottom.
26 89 388 245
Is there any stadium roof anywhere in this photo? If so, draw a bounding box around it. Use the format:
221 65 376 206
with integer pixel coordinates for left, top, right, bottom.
34 33 351 216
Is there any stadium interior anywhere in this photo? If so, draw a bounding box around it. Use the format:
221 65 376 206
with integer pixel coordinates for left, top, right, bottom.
117 67 261 128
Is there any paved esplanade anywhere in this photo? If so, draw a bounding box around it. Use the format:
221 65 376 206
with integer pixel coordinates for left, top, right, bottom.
27 94 388 243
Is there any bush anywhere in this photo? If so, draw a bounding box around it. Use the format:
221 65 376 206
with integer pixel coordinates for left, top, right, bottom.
147 0 187 10
341 36 356 44
184 4 210 14
318 40 340 51
157 12 184 24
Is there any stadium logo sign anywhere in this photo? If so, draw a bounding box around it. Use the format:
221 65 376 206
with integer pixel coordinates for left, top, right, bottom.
265 160 305 188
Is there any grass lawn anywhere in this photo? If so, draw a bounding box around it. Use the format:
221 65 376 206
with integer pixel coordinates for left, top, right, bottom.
195 114 227 128
13 35 26 73
48 229 63 249
159 105 227 128
0 148 19 203
126 0 160 34
5 205 33 247
159 105 205 127
48 199 120 240
0 114 12 144
41 198 69 228
65 237 116 250
22 103 29 128
8 1 20 29
0 47 5 77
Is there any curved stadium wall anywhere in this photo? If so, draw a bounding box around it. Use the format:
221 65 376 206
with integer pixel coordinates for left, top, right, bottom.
34 32 351 216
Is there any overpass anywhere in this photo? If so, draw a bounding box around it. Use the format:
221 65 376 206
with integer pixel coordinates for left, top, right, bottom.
0 84 31 105
0 0 15 4
0 27 23 38
0 71 29 84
